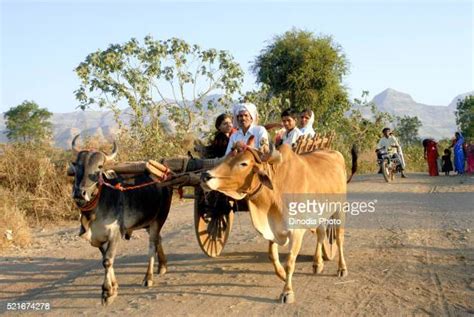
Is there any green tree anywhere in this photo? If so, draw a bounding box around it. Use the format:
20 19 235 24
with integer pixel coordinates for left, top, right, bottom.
395 115 422 146
242 85 285 125
4 101 52 143
252 28 350 129
455 95 474 140
75 36 243 157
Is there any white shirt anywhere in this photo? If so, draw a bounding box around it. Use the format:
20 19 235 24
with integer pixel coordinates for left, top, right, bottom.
377 135 400 155
225 125 269 155
300 126 315 137
282 127 303 146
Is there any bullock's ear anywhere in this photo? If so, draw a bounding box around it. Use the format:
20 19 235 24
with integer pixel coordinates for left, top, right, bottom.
79 213 94 241
246 135 255 147
103 169 118 180
67 162 76 176
252 166 273 190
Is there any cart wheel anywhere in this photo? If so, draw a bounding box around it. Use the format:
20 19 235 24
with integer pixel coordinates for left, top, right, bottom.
194 191 234 258
322 223 338 261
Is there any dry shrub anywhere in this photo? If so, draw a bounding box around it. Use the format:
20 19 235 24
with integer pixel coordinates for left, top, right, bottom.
0 143 77 225
355 150 379 174
116 130 197 161
402 145 426 173
337 144 427 175
0 188 31 250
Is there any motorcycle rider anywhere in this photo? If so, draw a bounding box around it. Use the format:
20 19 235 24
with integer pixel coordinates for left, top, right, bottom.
376 127 407 178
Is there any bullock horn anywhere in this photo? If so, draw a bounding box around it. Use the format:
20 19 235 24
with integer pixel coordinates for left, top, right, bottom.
246 147 263 164
258 142 283 164
263 142 282 165
105 141 118 161
265 148 282 165
71 134 81 155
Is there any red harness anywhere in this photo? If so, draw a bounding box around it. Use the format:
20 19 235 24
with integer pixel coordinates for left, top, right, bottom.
77 172 170 213
78 183 103 212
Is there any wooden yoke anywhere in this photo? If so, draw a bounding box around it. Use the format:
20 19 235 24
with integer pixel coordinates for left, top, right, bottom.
293 131 335 154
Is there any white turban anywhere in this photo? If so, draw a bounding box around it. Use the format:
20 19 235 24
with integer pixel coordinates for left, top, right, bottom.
232 102 258 127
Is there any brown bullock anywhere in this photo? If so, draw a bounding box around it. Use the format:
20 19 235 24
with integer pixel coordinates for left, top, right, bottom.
201 144 357 303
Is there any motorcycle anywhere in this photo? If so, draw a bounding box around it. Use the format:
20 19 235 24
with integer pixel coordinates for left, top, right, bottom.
376 146 403 182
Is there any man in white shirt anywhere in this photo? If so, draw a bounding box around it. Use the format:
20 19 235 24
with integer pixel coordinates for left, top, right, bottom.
280 108 303 147
225 102 269 155
376 127 407 178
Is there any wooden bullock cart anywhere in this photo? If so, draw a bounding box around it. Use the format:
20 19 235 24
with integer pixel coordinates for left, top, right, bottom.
107 132 338 259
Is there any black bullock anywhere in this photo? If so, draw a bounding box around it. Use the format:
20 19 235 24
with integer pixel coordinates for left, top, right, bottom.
67 135 172 305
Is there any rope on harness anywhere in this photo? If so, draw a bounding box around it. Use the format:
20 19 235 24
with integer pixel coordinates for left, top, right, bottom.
78 172 170 212
99 172 169 192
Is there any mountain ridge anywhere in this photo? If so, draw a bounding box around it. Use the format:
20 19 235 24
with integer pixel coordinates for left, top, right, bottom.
366 88 472 140
1 89 472 147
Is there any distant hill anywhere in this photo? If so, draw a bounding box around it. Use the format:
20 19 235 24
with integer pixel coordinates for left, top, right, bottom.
352 88 473 140
0 110 118 148
0 95 228 148
1 90 472 147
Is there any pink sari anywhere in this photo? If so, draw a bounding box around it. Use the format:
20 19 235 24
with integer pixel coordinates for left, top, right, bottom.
466 144 474 174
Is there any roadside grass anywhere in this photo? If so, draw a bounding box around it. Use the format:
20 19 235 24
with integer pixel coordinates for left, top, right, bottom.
0 143 77 250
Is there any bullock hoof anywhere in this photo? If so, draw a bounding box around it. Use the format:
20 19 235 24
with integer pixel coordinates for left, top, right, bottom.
279 291 295 304
101 291 117 306
337 268 348 277
313 263 324 275
143 279 153 287
158 266 167 275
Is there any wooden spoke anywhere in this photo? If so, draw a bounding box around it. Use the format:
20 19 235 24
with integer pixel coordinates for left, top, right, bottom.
194 188 234 258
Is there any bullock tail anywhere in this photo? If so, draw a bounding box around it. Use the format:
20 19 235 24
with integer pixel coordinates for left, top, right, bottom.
347 144 358 183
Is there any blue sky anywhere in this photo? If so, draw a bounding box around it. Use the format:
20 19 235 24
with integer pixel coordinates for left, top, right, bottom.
1 0 472 113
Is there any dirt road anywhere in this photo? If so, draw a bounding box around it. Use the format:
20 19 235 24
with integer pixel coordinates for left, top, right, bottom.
1 173 473 316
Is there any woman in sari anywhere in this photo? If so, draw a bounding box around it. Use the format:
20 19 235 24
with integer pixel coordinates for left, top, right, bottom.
299 109 315 137
450 132 465 175
466 142 474 174
423 139 439 176
198 113 236 158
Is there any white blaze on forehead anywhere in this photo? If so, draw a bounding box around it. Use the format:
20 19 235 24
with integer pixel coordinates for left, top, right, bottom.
205 177 220 191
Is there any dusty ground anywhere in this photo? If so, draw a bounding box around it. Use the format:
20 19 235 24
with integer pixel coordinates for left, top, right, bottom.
1 173 473 316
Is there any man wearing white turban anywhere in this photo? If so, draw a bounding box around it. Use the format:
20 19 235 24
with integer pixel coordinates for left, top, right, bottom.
225 102 269 155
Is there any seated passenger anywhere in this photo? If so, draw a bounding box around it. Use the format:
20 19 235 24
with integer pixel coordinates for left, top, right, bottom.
225 102 269 155
299 109 315 137
279 108 303 147
202 113 236 158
